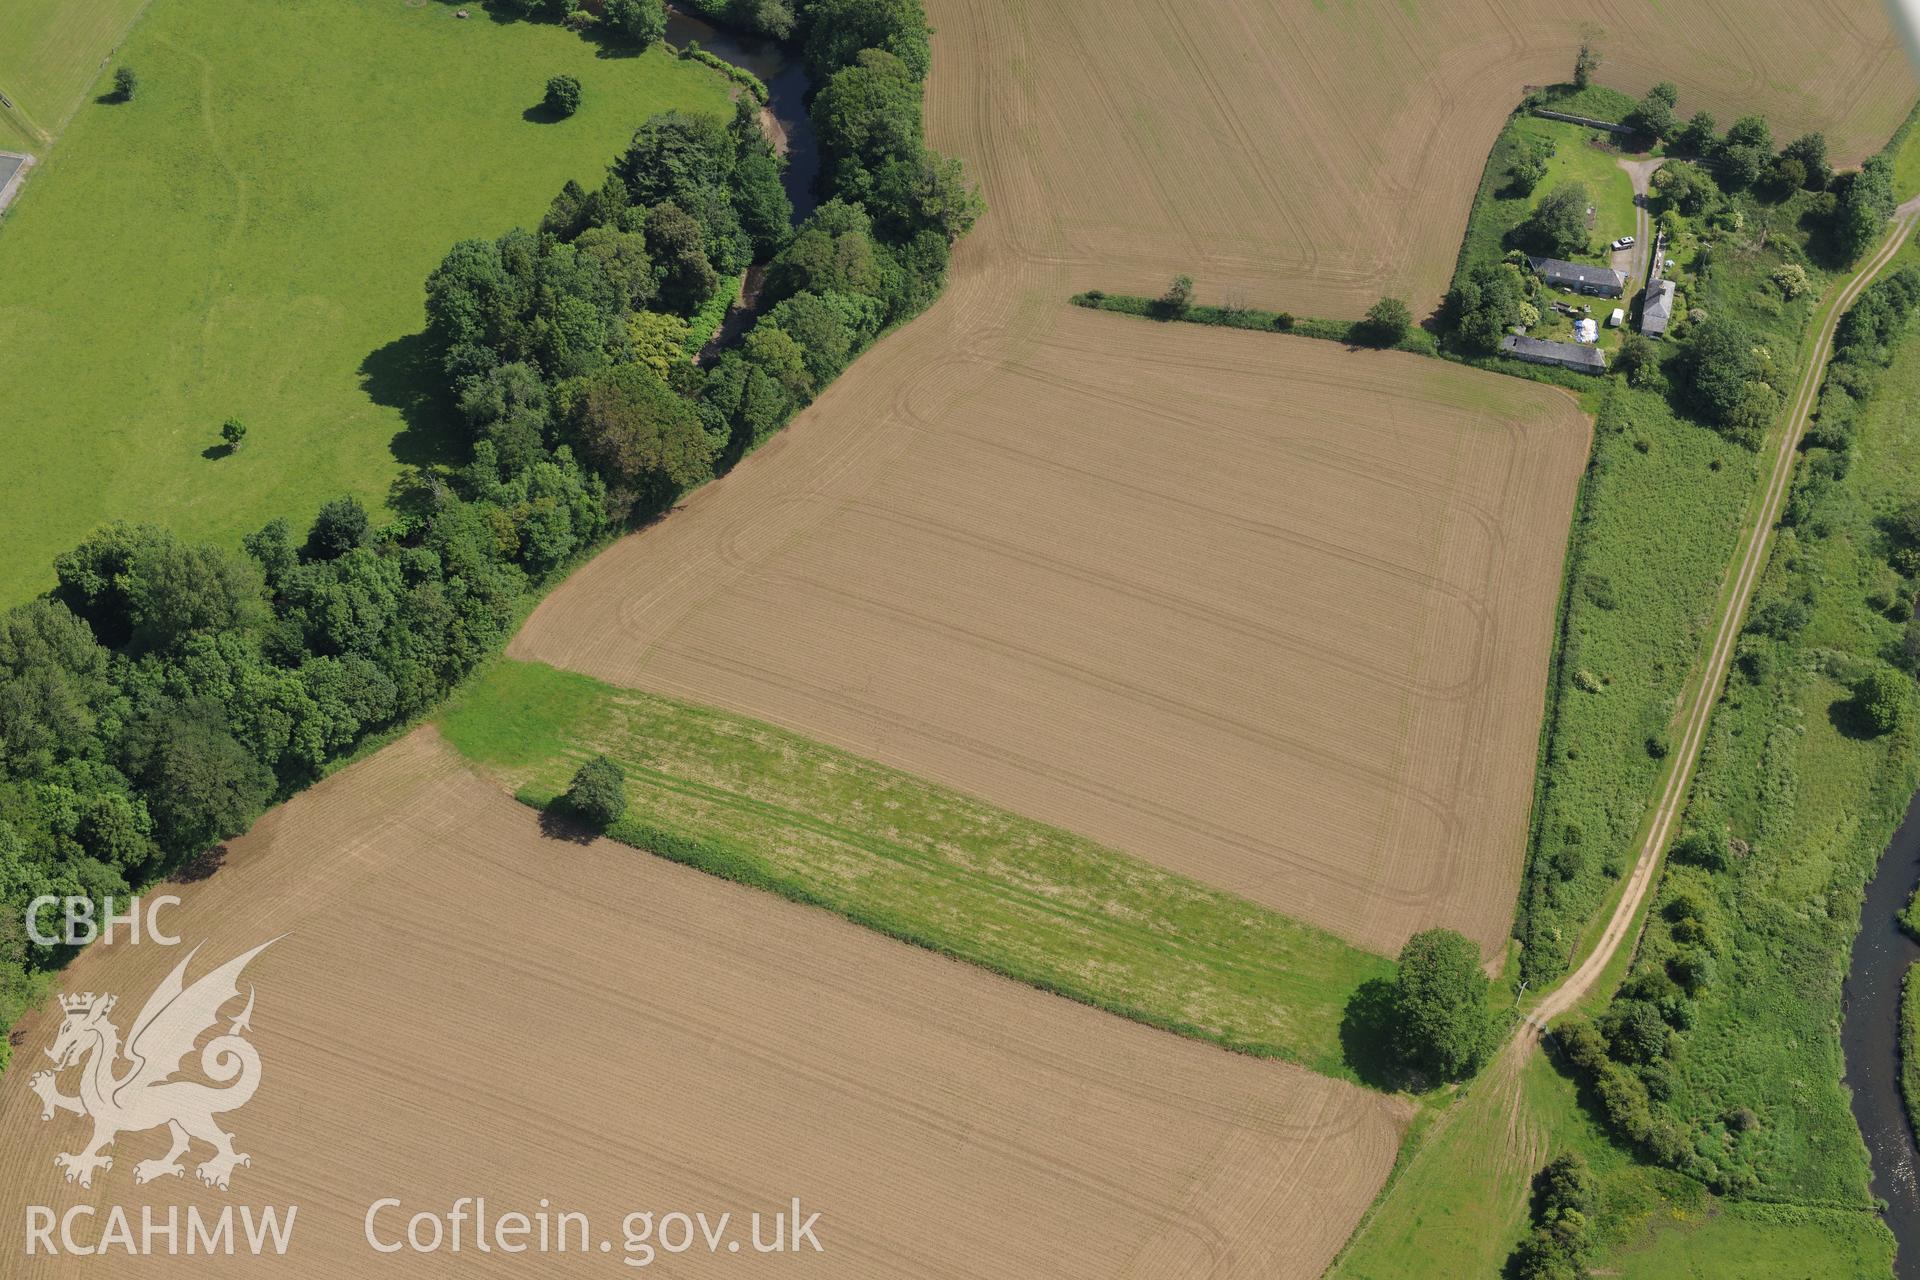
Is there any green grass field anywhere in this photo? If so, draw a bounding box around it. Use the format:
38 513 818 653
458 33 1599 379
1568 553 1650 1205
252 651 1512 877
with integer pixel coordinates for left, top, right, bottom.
0 0 151 147
1516 387 1758 982
0 0 733 606
436 659 1398 1083
1511 116 1639 252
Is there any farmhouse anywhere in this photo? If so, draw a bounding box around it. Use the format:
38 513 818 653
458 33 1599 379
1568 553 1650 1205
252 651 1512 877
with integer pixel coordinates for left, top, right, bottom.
1500 333 1608 373
1529 256 1627 298
1642 278 1677 339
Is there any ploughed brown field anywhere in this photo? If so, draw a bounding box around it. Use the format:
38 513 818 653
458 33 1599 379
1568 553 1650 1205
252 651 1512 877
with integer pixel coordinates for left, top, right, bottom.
515 0 1910 958
0 733 1405 1278
515 310 1589 956
920 0 1912 317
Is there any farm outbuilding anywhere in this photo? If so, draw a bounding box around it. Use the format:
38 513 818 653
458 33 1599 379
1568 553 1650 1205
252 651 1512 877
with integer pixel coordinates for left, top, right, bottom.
1500 333 1608 373
1642 278 1677 339
1529 256 1627 298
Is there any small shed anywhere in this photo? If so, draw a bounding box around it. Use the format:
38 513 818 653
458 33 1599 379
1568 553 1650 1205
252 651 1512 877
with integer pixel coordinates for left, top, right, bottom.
1607 307 1625 328
1500 333 1608 373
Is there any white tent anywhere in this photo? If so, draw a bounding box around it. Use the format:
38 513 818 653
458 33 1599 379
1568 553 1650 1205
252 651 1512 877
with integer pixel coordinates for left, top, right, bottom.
1575 318 1599 344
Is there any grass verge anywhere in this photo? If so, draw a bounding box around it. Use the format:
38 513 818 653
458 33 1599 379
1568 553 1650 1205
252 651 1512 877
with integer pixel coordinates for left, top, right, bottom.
436 658 1397 1084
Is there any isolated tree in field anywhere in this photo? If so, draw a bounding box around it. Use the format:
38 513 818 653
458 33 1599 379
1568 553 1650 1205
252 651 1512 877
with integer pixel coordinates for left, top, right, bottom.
564 754 627 828
220 418 247 452
544 74 582 118
1518 182 1590 257
112 67 138 102
1854 666 1909 736
1392 927 1489 1080
605 0 667 49
1509 140 1550 196
1159 274 1194 313
1361 296 1412 346
1572 42 1600 91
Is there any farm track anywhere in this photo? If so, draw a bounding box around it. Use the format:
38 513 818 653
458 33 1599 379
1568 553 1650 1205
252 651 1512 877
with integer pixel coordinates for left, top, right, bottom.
1522 193 1920 1043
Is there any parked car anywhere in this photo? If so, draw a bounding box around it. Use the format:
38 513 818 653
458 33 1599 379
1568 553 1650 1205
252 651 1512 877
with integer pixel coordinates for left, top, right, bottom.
1610 236 1636 251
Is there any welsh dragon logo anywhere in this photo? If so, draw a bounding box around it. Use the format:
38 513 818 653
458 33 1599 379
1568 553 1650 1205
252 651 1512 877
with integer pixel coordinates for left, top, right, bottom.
28 940 278 1191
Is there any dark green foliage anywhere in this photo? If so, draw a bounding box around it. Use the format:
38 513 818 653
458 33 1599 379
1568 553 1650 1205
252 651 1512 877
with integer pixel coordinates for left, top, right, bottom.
1599 998 1672 1064
1781 132 1832 189
1391 927 1489 1081
1446 261 1524 353
1517 182 1590 257
1612 332 1660 386
564 754 628 827
1668 827 1731 871
1360 296 1412 347
604 0 666 48
812 49 922 199
573 362 718 513
544 73 582 118
1853 665 1909 736
1506 1152 1598 1280
644 202 722 314
220 418 247 451
803 0 931 82
1650 160 1717 216
1833 154 1897 264
112 67 138 102
1675 111 1718 156
1676 315 1763 435
1623 82 1678 141
305 495 371 562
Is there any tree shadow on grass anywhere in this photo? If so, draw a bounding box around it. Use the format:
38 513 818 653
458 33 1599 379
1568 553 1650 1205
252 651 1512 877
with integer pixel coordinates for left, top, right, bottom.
359 331 464 472
537 805 600 845
1340 977 1418 1091
522 101 566 124
1830 693 1880 741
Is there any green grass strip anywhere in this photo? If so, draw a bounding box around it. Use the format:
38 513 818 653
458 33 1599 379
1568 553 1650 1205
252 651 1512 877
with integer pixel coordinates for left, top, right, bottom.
438 658 1397 1083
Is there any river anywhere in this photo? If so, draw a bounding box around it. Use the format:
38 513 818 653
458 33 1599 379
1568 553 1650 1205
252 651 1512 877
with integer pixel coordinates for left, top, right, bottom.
661 7 817 357
1844 788 1920 1277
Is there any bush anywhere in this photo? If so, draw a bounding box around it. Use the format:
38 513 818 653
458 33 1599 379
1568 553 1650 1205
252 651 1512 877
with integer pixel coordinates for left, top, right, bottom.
1392 927 1489 1081
564 754 628 828
1853 665 1909 736
1158 274 1194 313
1361 296 1412 347
220 418 247 451
112 67 138 101
604 0 666 48
544 74 582 118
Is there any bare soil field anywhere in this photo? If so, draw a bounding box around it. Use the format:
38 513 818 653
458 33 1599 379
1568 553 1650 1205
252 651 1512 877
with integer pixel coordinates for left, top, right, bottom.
514 0 1908 960
921 0 1912 318
515 313 1588 956
0 731 1404 1278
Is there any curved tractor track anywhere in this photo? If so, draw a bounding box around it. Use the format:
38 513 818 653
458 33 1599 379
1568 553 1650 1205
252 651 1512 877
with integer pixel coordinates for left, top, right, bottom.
1519 194 1920 1048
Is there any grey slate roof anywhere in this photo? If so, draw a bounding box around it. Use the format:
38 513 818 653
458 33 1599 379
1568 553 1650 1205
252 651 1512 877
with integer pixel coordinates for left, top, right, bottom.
1642 278 1677 337
1500 333 1609 371
1529 256 1628 295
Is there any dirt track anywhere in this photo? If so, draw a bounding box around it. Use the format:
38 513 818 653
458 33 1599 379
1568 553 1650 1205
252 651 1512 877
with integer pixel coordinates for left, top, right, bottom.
0 731 1405 1278
516 0 1910 960
1523 195 1920 1037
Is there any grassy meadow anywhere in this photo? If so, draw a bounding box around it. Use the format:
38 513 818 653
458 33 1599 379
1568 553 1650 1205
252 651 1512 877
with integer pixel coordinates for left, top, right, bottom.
436 659 1399 1083
0 0 732 605
0 0 151 147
